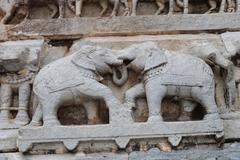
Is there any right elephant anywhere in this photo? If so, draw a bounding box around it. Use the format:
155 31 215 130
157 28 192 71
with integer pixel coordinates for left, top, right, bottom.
118 42 220 123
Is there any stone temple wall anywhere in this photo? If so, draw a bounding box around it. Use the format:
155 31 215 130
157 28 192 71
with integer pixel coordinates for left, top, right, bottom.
0 0 240 159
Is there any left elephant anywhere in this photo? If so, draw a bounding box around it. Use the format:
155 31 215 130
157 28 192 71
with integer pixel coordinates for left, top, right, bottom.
0 0 65 24
30 45 133 126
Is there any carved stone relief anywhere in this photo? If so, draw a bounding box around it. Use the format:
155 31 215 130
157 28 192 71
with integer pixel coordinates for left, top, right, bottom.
0 40 44 129
0 0 239 24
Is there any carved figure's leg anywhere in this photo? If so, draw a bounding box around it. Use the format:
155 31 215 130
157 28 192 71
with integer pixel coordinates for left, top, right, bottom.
131 0 138 16
125 83 145 109
83 100 100 124
58 0 65 18
29 103 43 126
76 0 84 17
227 0 235 12
47 4 58 18
1 7 16 24
78 81 133 124
99 0 109 17
122 0 130 16
155 0 165 15
0 84 12 124
168 0 174 14
145 81 167 123
205 0 218 14
183 0 188 14
110 0 120 17
15 83 30 126
42 96 62 126
237 0 240 12
219 0 226 13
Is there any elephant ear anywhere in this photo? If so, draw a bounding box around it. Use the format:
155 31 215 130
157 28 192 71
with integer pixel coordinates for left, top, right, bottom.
71 51 96 71
143 47 167 73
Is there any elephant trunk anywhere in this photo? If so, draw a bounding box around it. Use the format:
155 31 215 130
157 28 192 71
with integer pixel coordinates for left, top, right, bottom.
112 65 128 86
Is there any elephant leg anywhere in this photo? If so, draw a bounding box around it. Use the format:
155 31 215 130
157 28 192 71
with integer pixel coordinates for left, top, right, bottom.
0 84 12 124
99 0 109 17
76 0 84 17
155 0 165 15
83 100 100 124
145 81 167 123
131 0 138 16
15 83 30 126
183 0 188 14
168 0 174 14
219 0 227 13
227 0 235 12
78 82 133 124
42 97 61 126
29 103 43 126
192 86 219 120
110 0 120 17
47 4 58 18
58 0 65 18
1 7 16 24
125 83 145 109
205 0 218 13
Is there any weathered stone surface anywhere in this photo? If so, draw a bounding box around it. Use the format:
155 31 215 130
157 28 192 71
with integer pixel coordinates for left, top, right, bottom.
9 14 240 40
0 130 18 152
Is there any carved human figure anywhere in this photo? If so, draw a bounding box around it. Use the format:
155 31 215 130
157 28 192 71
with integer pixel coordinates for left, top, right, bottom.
0 48 38 126
67 0 130 17
131 0 177 16
118 42 219 122
29 45 133 126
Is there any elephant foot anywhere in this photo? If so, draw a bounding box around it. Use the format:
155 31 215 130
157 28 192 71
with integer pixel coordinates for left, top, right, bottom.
147 115 163 123
28 120 42 127
204 113 220 121
15 112 30 126
44 118 61 127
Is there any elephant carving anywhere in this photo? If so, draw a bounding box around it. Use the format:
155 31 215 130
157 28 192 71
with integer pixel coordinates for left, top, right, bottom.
26 0 66 18
0 0 24 24
176 0 236 14
0 0 66 24
29 45 133 126
118 42 220 123
67 0 130 17
131 0 177 16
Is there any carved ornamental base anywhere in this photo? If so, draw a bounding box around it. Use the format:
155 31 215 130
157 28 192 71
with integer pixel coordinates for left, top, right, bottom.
18 115 223 153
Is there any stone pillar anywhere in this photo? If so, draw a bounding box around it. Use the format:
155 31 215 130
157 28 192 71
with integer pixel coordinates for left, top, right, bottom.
0 84 12 124
15 82 30 125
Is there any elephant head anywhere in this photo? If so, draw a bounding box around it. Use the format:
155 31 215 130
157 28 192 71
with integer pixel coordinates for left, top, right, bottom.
71 45 123 75
117 42 167 73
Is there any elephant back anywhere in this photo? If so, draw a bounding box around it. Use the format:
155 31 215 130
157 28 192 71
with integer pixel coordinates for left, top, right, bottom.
149 52 214 87
33 56 88 94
